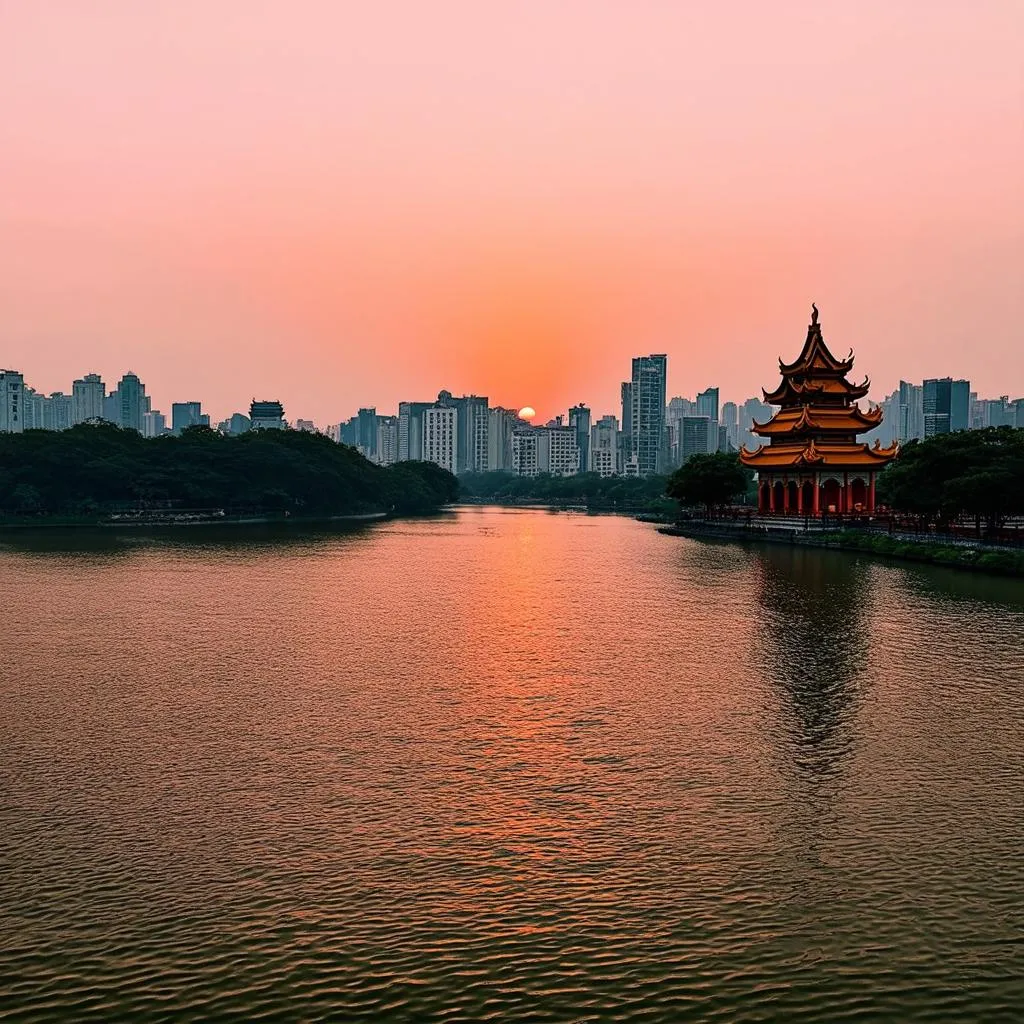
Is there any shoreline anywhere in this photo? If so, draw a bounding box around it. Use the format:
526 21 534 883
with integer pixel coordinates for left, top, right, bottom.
0 510 392 532
456 499 668 517
659 521 1024 578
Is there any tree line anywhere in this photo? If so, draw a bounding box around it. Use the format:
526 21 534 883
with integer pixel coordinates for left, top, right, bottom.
0 424 459 518
458 470 674 511
876 426 1024 530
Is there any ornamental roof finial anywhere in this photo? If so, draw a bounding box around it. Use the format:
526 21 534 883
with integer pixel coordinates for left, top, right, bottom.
811 302 819 326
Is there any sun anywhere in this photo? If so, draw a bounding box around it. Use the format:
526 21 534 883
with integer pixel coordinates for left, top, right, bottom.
518 406 536 420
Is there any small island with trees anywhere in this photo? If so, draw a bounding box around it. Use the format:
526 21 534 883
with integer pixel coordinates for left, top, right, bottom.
0 423 459 527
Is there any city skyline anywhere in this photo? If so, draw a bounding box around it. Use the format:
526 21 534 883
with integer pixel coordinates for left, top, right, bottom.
6 327 1023 433
2 3 1022 424
5 347 1021 483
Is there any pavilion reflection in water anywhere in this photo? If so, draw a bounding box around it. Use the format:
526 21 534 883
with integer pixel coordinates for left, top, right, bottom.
752 545 872 779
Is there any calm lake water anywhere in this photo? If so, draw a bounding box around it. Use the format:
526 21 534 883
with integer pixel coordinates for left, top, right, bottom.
2 508 1023 1022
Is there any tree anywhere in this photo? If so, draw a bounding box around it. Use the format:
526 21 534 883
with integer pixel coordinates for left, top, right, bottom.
0 424 459 518
877 427 1024 532
666 452 752 516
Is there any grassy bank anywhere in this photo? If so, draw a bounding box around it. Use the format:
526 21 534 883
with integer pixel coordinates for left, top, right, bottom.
660 521 1024 577
821 530 1024 576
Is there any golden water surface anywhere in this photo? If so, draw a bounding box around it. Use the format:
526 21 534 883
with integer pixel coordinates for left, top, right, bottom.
2 509 1023 1021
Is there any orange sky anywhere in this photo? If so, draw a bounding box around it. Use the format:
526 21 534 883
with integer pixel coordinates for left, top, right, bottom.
2 1 1022 423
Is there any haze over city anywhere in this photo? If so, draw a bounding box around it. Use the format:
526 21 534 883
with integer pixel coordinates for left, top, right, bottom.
2 1 1022 423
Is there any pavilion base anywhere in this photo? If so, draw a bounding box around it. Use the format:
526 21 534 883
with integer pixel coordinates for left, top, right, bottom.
755 469 879 517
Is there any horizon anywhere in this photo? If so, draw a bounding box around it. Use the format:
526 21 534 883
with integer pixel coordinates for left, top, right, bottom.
4 321 1012 428
2 1 1022 423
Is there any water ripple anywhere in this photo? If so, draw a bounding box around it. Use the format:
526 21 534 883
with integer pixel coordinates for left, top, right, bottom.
1 510 1023 1021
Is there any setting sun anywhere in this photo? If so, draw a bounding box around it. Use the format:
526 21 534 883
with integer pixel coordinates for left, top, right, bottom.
518 406 536 420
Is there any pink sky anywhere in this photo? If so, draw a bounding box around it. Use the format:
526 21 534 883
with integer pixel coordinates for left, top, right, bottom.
2 1 1022 424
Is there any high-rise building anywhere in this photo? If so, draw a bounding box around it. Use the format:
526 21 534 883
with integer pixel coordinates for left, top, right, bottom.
538 426 580 476
680 416 715 463
620 382 632 443
511 429 539 477
568 404 591 474
721 401 739 449
357 407 377 458
863 389 899 448
628 354 667 477
950 379 970 431
458 395 490 474
488 407 522 471
250 400 286 429
589 415 619 477
111 372 148 432
103 391 120 425
71 373 106 425
47 393 73 431
897 381 924 442
23 388 48 430
172 401 205 435
432 392 489 474
696 387 719 423
973 396 1014 428
423 406 457 472
143 410 166 437
510 425 580 477
0 370 26 433
340 416 360 446
375 416 398 464
922 377 970 437
739 396 773 452
398 401 432 461
223 413 251 435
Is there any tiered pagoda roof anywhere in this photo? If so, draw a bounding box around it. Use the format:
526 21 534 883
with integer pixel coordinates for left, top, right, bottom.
740 306 898 470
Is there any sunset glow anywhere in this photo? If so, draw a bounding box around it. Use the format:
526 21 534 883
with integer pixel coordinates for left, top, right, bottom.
1 1 1021 422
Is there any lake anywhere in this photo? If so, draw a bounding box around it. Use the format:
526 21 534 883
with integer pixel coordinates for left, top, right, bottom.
2 508 1023 1021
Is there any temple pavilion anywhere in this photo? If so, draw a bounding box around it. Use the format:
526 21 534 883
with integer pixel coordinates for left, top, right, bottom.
740 306 898 515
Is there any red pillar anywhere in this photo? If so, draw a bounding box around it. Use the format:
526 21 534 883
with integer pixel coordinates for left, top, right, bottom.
768 478 775 512
813 474 820 516
843 472 850 514
797 479 803 514
868 474 876 512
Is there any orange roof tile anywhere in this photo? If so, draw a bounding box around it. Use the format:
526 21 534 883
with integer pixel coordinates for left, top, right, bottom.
752 402 883 436
763 375 870 405
778 320 853 376
739 439 898 469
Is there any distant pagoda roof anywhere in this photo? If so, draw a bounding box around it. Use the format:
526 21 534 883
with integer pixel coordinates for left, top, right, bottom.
740 304 897 473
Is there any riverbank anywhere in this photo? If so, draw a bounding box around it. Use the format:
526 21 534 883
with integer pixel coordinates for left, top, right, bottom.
0 510 392 532
659 521 1024 577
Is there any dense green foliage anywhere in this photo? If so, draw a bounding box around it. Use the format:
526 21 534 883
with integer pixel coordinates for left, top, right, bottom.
458 471 673 512
0 424 458 517
878 427 1024 529
665 452 754 513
